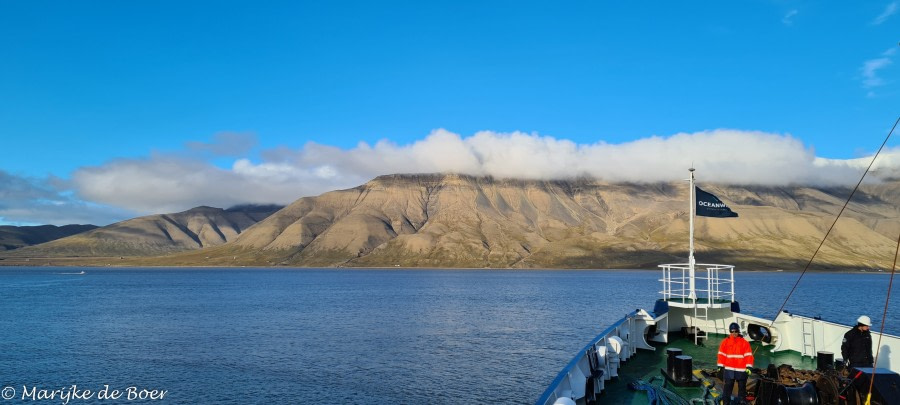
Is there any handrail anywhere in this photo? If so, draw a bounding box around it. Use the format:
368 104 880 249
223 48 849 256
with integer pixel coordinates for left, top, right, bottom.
659 263 735 303
535 311 638 405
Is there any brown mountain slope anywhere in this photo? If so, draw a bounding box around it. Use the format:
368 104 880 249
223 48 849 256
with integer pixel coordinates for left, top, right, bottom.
3 205 281 257
0 224 98 251
146 174 900 270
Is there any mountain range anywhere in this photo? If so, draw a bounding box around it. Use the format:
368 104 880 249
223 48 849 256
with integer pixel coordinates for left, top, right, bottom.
0 224 98 251
4 173 897 270
1 205 282 259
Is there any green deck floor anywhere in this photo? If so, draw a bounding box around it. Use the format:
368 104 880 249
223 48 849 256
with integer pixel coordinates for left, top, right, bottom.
598 333 818 404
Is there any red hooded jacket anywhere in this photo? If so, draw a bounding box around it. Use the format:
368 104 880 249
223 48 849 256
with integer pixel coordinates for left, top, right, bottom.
717 335 754 371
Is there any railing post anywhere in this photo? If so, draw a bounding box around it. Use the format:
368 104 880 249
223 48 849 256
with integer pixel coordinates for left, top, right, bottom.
665 265 672 300
730 266 735 302
663 266 668 299
711 266 717 301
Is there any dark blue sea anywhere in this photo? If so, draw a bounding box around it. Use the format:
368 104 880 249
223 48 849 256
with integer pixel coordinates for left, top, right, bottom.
0 268 897 404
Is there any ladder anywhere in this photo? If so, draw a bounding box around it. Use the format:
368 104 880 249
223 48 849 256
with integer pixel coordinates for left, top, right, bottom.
694 300 708 345
800 318 815 357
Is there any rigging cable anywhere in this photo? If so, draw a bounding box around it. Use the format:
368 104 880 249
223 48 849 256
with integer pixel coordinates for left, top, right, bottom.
761 115 900 404
769 115 900 323
867 228 900 405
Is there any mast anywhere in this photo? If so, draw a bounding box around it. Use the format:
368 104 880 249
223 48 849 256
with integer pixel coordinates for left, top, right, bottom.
688 167 696 300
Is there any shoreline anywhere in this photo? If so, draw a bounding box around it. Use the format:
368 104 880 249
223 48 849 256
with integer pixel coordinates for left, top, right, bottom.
0 258 889 273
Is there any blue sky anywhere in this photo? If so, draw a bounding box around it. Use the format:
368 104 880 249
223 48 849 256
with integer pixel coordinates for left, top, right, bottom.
1 1 899 225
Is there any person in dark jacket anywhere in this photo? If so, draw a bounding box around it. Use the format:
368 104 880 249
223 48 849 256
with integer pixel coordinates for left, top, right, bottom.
841 315 874 368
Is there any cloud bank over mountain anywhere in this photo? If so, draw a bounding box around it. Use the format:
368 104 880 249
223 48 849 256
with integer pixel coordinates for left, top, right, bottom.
4 129 898 225
0 171 133 226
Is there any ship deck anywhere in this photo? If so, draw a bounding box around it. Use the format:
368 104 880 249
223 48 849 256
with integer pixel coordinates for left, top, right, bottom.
598 332 818 404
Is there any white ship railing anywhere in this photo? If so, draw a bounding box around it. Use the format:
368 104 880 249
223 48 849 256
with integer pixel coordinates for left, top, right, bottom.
535 310 656 405
658 263 735 304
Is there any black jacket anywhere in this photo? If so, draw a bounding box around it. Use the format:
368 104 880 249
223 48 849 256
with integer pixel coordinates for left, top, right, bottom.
841 327 874 367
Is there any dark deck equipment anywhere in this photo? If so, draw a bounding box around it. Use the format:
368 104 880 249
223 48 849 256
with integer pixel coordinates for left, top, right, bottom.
816 351 834 371
851 367 900 405
661 352 702 387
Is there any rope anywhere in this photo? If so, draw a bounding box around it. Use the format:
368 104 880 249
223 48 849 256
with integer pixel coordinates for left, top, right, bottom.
751 115 900 359
628 377 692 405
769 115 900 323
866 228 900 405
753 115 899 401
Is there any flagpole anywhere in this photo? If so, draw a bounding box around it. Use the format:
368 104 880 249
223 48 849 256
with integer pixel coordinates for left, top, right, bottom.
689 167 696 300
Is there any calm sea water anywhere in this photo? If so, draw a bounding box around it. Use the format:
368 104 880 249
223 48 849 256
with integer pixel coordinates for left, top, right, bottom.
0 268 897 404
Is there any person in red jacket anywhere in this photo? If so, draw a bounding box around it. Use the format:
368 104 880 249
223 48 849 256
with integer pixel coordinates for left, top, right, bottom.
718 322 754 405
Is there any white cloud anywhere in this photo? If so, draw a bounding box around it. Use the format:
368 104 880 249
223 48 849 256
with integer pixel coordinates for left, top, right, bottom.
4 129 897 225
57 129 900 222
0 171 134 226
860 48 896 92
72 156 329 215
872 1 898 25
782 9 798 25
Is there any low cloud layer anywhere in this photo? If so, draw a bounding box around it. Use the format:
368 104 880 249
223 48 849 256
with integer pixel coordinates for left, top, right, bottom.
5 129 898 226
0 171 134 226
72 129 897 215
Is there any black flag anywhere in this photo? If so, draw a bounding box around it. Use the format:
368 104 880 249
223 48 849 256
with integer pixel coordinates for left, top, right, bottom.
695 187 738 218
